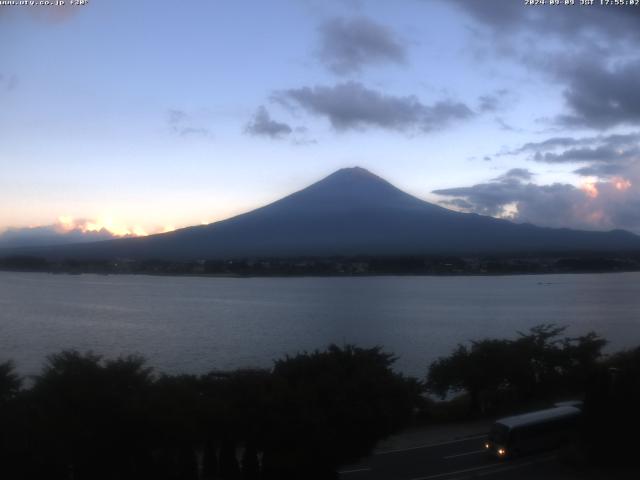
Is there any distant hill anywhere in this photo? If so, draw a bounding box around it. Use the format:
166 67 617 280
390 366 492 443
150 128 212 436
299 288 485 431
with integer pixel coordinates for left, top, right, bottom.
0 225 116 249
2 167 640 260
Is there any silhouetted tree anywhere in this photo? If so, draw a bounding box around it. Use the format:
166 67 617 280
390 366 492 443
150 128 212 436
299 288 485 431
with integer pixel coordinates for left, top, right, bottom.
241 442 260 480
0 360 21 404
0 361 23 478
147 374 201 480
261 345 422 479
427 339 513 414
426 325 607 414
27 351 156 480
582 347 640 467
1 345 421 480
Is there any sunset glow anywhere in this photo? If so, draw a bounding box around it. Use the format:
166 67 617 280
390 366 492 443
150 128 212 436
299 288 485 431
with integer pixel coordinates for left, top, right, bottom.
56 215 149 238
613 177 632 192
581 181 599 199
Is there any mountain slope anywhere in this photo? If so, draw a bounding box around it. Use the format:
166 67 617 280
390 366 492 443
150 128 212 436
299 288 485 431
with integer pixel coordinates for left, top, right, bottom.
3 167 640 260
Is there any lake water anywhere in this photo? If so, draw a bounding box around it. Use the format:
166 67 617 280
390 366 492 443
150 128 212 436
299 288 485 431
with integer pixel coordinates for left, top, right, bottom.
1 271 639 378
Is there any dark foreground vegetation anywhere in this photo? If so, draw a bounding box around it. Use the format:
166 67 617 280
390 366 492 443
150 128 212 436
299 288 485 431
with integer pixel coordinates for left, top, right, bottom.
426 325 640 470
0 326 638 479
2 252 640 276
0 346 420 480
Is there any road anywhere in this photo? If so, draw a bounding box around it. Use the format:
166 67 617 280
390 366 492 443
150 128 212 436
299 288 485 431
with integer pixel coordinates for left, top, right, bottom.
338 434 569 480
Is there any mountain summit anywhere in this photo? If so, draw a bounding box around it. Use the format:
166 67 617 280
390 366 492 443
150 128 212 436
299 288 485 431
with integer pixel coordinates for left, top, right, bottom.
5 167 640 260
247 167 444 214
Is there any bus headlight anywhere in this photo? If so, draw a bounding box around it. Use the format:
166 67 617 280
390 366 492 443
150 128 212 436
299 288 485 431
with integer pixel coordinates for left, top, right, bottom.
484 442 490 449
497 448 506 456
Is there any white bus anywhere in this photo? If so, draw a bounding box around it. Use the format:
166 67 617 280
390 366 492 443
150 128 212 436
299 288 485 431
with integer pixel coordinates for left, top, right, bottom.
484 406 581 459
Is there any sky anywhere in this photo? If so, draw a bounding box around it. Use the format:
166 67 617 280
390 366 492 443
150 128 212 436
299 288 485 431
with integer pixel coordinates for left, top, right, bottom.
2 0 640 245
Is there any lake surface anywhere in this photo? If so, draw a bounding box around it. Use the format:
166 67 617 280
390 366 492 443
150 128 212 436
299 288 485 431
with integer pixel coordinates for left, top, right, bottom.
1 271 639 378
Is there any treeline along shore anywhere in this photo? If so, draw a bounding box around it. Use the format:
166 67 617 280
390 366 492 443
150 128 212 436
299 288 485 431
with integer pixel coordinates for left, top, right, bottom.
2 252 640 276
1 325 639 479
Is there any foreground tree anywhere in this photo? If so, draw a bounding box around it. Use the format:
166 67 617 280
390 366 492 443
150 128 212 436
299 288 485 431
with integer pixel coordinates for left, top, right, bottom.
582 347 640 467
426 325 607 414
426 339 513 414
27 351 156 480
262 345 423 479
0 360 21 404
0 361 23 478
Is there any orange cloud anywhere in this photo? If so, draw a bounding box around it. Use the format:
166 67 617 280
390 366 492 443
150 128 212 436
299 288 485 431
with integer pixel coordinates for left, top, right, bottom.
612 177 632 191
580 180 599 199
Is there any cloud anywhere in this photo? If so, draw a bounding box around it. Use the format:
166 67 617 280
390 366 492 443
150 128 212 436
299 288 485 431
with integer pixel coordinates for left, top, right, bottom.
555 60 640 128
244 106 293 138
168 109 188 125
477 89 509 112
495 117 520 132
318 16 407 75
273 81 473 132
573 163 629 178
511 136 596 155
442 1 640 130
445 0 640 42
167 109 212 138
0 224 116 249
478 95 499 113
535 145 640 166
505 131 640 178
433 167 640 233
0 216 171 249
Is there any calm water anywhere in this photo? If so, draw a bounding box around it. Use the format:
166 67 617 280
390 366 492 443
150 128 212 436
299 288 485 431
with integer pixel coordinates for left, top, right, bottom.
1 271 639 378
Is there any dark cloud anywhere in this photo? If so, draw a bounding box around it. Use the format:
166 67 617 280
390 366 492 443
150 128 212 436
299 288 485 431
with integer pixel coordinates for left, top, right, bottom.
574 163 628 178
433 167 640 233
244 106 293 138
535 145 640 165
436 179 593 228
273 81 473 132
445 0 640 41
504 131 640 178
443 1 640 129
318 16 407 75
167 109 212 138
555 60 640 128
513 136 595 154
434 175 549 218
